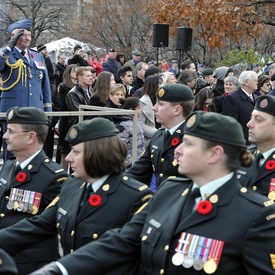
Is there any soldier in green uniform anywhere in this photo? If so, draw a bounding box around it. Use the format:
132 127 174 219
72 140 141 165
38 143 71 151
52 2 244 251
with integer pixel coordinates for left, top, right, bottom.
238 94 275 200
0 107 68 274
0 118 153 274
30 111 275 275
124 83 195 191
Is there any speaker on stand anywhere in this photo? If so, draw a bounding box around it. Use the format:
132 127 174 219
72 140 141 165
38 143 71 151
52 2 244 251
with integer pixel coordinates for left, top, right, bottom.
176 27 193 73
152 23 169 66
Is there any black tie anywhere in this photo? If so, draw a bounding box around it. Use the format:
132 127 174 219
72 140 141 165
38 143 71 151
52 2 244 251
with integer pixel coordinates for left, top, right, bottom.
164 130 171 144
255 153 263 169
21 50 26 57
181 188 201 218
12 164 21 178
80 183 93 206
251 153 263 179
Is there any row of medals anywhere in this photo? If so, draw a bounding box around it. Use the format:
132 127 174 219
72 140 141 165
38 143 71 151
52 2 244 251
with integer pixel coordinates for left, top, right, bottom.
172 233 224 274
7 188 40 214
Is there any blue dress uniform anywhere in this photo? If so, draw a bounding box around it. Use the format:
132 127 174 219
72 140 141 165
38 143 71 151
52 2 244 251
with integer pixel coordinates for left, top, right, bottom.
0 47 52 112
0 19 52 112
0 151 68 274
124 123 185 188
40 176 275 275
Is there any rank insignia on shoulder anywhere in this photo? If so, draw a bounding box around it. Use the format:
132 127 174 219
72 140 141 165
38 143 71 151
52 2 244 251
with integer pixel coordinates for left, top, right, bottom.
264 200 275 207
139 185 148 191
55 169 65 173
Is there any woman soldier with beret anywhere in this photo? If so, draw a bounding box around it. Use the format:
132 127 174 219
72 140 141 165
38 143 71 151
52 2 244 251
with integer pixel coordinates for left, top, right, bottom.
32 112 275 275
0 118 153 274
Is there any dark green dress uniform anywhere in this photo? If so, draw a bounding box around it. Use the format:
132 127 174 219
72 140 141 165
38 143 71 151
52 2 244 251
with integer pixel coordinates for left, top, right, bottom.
43 111 275 275
49 176 275 275
0 174 153 268
124 123 185 187
0 151 68 274
0 117 153 274
237 149 275 199
0 106 69 275
0 151 68 275
124 83 195 188
0 248 18 275
237 95 275 200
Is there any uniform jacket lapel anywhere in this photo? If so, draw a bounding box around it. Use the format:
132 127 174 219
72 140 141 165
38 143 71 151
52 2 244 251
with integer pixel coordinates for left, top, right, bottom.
77 174 121 223
255 153 275 182
163 123 185 153
8 151 47 189
174 177 239 235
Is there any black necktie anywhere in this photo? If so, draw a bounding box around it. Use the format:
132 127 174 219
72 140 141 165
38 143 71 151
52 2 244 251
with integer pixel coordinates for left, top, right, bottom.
80 183 93 206
164 130 171 144
181 188 201 218
12 164 21 178
21 50 26 57
251 153 263 179
255 153 263 169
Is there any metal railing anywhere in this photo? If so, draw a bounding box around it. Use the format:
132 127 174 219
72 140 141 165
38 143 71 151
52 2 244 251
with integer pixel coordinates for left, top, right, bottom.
0 105 139 163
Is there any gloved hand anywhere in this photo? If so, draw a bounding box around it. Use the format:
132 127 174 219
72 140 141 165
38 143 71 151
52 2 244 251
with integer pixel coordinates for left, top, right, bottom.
7 29 25 50
29 261 62 275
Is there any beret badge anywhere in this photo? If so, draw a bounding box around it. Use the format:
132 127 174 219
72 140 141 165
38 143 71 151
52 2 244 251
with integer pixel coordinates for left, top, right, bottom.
186 114 197 128
158 88 165 98
69 128 78 140
259 98 268 109
8 109 14 121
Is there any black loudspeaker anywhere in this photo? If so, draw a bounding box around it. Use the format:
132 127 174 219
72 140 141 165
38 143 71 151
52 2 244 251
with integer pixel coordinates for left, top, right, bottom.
153 23 169 47
176 27 193 51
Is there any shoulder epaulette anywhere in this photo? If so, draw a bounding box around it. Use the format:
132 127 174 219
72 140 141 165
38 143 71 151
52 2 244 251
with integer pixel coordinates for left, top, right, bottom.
239 187 275 207
43 158 66 174
122 176 149 191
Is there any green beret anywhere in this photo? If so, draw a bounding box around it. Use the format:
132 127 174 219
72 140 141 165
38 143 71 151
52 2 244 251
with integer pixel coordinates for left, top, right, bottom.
184 111 246 147
65 118 119 146
156 84 194 102
6 107 48 125
255 95 275 116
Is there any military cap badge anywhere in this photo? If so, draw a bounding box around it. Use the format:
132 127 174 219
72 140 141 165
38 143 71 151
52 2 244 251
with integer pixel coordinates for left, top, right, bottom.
260 98 268 109
158 88 165 98
186 114 196 128
7 109 14 121
69 127 78 140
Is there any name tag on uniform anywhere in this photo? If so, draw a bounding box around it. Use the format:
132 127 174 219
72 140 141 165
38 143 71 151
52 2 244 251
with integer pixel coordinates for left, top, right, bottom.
34 61 45 70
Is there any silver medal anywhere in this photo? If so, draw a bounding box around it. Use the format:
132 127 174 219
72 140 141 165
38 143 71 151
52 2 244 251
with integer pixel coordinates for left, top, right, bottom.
172 253 184 266
182 255 194 268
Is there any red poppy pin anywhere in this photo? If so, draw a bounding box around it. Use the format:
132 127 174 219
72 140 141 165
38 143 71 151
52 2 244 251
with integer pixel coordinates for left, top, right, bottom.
266 160 275 171
89 194 102 207
16 172 27 183
197 200 213 215
30 53 34 58
171 138 180 147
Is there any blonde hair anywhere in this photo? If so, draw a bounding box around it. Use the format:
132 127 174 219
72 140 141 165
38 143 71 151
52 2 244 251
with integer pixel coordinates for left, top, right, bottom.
110 84 126 96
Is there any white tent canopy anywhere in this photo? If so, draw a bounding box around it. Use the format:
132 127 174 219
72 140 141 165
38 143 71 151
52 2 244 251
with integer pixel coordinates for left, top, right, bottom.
43 37 90 63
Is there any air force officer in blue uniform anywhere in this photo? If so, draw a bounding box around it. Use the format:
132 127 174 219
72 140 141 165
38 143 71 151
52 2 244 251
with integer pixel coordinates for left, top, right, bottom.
0 19 52 160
